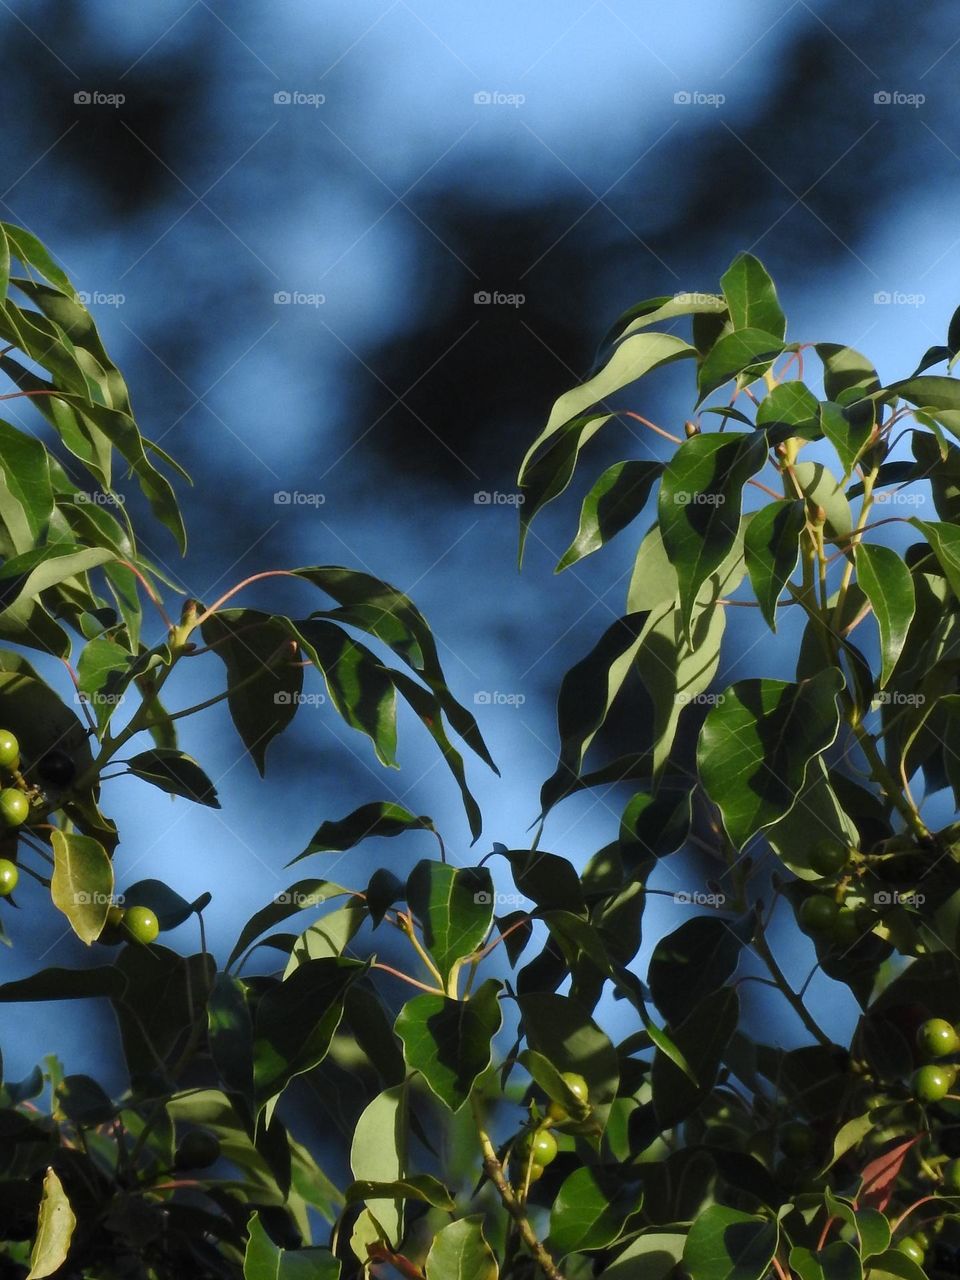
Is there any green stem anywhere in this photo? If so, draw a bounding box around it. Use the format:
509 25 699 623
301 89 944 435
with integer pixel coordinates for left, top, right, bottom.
752 927 834 1050
469 1094 565 1280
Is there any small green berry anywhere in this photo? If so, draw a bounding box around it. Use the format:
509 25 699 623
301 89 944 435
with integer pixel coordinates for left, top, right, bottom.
896 1236 925 1265
517 1129 558 1168
799 895 839 935
917 1018 960 1060
0 788 29 828
123 906 160 945
0 731 20 771
546 1071 590 1124
0 858 18 896
808 839 849 878
912 1064 954 1104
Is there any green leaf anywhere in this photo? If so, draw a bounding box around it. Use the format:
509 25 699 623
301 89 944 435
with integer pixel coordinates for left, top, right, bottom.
658 432 767 634
122 878 206 930
518 993 619 1131
227 879 355 969
253 958 362 1110
603 1231 686 1280
696 328 784 402
518 412 614 562
887 374 960 436
0 965 124 1002
395 979 502 1112
549 1166 640 1256
682 1205 778 1280
50 830 114 945
601 291 726 348
350 1084 407 1245
284 900 368 971
648 917 750 1024
405 860 494 986
652 987 740 1129
859 1249 927 1280
720 254 786 340
345 1175 456 1211
789 1243 862 1280
125 748 220 807
792 461 852 541
243 1211 340 1280
55 1074 114 1125
26 1168 77 1280
2 223 75 295
208 973 256 1121
820 401 871 477
911 518 960 598
556 460 662 571
288 617 398 768
76 635 132 734
743 500 805 630
755 380 820 435
697 670 844 848
0 419 53 554
816 344 881 403
200 610 303 775
425 1218 498 1280
627 522 680 612
290 801 433 865
855 543 915 688
0 543 114 611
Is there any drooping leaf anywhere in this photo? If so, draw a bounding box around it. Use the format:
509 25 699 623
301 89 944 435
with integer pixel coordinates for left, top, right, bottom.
50 830 114 946
681 1205 778 1280
820 401 872 477
0 419 53 554
350 1084 407 1245
345 1176 456 1211
290 801 434 865
658 431 767 633
697 670 844 848
125 748 220 807
743 499 806 630
200 610 303 775
855 543 915 688
556 460 662 571
227 879 355 970
396 980 502 1112
425 1217 498 1280
26 1168 76 1280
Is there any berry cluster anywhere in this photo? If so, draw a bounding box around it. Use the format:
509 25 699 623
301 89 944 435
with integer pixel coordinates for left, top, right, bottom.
511 1072 590 1186
0 729 27 897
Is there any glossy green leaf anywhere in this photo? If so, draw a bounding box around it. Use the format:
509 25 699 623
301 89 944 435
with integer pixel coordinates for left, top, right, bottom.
243 1212 340 1280
855 543 915 687
648 917 750 1024
549 1166 640 1256
556 460 662 571
602 291 726 348
817 344 881 403
345 1175 456 1211
603 1232 686 1280
658 431 767 633
405 859 494 986
696 328 784 402
290 801 433 865
208 973 256 1120
122 878 206 931
350 1084 407 1245
792 461 852 540
26 1167 76 1280
396 980 502 1112
227 879 354 969
253 957 362 1109
518 412 614 562
911 518 960 598
755 380 819 434
2 223 75 296
425 1217 498 1280
682 1205 778 1280
789 1242 862 1280
55 1073 114 1125
518 993 619 1129
888 374 960 435
125 748 220 807
697 670 844 848
0 419 52 554
743 499 805 630
820 401 871 477
720 254 786 340
200 610 303 775
50 830 114 946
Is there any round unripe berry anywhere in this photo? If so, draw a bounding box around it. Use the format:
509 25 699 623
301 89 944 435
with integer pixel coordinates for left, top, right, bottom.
943 1158 960 1193
546 1071 590 1124
779 1121 813 1160
799 895 839 935
174 1129 221 1170
831 909 863 948
0 788 28 828
526 1161 545 1184
808 839 849 878
0 731 20 771
123 906 160 945
917 1018 960 1060
912 1064 954 1104
0 858 18 896
517 1129 558 1169
896 1237 925 1265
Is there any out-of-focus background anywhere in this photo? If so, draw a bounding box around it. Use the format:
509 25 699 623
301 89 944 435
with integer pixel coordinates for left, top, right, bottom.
1 0 957 1107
